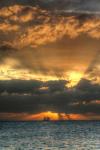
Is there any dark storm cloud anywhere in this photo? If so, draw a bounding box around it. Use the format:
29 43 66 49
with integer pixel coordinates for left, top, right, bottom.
0 79 99 114
0 80 42 94
45 80 68 92
75 78 100 102
0 0 100 12
0 80 69 94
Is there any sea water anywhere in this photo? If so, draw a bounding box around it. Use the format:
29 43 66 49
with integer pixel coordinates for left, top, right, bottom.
0 121 100 150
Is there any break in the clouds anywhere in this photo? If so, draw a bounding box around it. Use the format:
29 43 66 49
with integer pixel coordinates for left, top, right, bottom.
0 0 100 120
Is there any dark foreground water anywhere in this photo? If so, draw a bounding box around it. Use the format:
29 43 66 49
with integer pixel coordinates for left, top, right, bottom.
0 121 100 150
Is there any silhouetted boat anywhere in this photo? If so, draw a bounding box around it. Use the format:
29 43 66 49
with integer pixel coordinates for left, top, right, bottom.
43 117 50 121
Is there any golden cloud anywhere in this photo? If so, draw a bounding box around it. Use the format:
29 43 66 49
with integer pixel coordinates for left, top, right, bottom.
0 22 19 32
20 16 100 48
0 5 48 23
0 5 24 17
0 5 100 48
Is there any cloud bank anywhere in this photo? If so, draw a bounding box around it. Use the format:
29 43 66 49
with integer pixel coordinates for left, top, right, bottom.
0 79 99 116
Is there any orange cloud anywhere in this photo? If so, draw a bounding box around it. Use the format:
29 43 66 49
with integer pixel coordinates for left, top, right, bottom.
17 16 100 48
0 5 100 48
0 5 24 17
0 5 48 23
0 23 19 32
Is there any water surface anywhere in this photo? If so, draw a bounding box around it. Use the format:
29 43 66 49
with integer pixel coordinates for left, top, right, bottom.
0 121 100 150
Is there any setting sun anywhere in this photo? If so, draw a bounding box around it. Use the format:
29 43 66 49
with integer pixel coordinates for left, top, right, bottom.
22 111 89 121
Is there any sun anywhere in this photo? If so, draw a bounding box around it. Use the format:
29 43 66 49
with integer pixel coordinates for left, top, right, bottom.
67 71 84 87
24 111 59 121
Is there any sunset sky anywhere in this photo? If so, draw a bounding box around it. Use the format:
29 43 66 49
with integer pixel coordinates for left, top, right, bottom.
0 0 100 120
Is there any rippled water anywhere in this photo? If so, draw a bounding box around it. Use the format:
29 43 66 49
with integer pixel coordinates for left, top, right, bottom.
0 121 100 150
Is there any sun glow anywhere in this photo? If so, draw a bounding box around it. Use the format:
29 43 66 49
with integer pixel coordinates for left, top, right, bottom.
0 65 59 81
67 71 84 87
0 112 99 121
23 111 89 121
25 111 59 121
0 64 84 88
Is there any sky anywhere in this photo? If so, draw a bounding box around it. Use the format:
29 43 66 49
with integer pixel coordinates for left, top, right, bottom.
0 0 100 120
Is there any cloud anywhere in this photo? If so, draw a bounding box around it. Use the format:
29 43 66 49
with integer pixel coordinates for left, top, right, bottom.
0 22 99 80
0 4 100 89
75 78 100 102
0 5 99 79
16 14 100 48
0 1 100 120
0 79 42 94
0 22 19 32
0 5 48 23
0 4 100 48
0 79 99 115
1 0 100 12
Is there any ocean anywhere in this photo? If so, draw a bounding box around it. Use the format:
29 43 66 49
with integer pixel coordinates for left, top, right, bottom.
0 121 100 150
